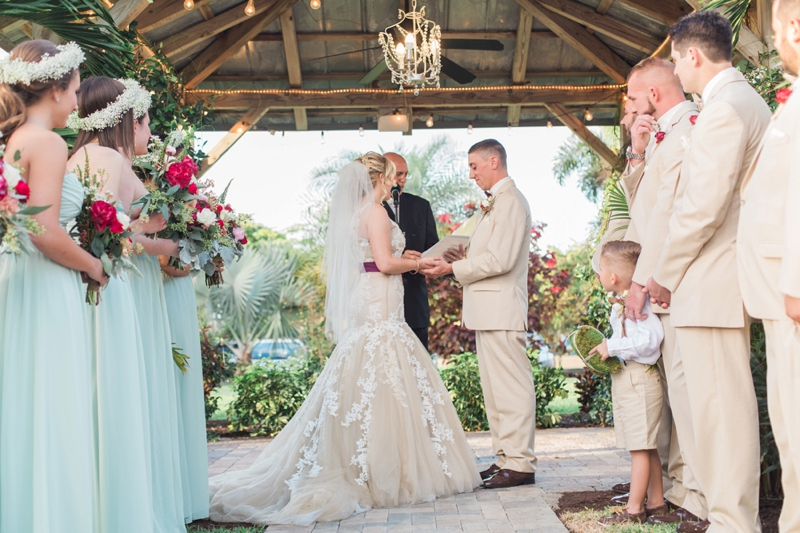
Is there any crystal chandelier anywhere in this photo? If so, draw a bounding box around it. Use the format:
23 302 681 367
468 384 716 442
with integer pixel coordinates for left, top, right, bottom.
379 0 442 95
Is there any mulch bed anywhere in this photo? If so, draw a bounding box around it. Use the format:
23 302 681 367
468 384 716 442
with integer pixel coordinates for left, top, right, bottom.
206 419 252 440
554 491 783 533
188 519 258 531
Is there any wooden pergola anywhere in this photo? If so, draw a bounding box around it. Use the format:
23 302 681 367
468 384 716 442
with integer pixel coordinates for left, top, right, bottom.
0 0 775 175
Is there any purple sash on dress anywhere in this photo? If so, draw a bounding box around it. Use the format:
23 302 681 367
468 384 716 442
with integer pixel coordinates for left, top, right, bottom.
363 262 381 273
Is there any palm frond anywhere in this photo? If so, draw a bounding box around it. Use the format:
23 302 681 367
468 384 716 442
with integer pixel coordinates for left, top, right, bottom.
703 0 751 46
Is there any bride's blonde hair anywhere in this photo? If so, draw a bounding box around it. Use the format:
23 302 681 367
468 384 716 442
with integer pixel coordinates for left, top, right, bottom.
355 152 396 187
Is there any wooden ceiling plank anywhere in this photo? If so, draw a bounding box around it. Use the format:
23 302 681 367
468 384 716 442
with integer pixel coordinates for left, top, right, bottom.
198 3 215 20
280 8 307 131
205 68 605 82
109 0 152 29
545 102 623 171
136 0 212 33
199 103 270 177
596 0 615 15
0 31 17 52
614 0 692 25
515 0 631 84
536 0 662 53
508 7 534 127
250 29 557 42
180 0 299 89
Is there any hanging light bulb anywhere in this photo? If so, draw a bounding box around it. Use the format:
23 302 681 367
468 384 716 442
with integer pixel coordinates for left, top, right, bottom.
622 93 628 102
183 0 195 10
508 123 513 136
359 125 365 137
244 0 256 16
584 108 593 122
467 122 473 134
546 119 553 129
310 0 321 9
426 114 434 128
320 131 326 144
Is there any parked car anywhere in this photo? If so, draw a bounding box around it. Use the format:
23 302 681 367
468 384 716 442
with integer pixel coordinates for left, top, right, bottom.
251 339 306 364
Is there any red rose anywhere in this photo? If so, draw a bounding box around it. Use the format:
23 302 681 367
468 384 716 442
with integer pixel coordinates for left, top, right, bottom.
655 131 666 144
0 177 6 199
240 235 248 245
165 157 198 189
89 200 118 232
224 205 232 211
187 182 198 195
217 219 224 229
689 115 698 125
14 180 30 200
776 88 793 104
110 218 124 234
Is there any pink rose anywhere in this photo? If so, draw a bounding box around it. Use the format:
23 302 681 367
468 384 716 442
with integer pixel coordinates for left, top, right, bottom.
232 226 245 243
0 195 19 216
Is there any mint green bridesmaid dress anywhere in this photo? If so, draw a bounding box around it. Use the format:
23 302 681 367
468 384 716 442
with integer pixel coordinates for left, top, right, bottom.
89 272 154 532
129 252 187 533
0 173 96 533
163 274 210 523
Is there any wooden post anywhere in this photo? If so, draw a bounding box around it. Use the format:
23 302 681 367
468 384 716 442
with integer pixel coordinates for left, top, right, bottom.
199 104 270 177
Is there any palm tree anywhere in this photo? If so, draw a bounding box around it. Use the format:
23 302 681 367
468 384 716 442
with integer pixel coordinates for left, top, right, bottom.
551 126 621 203
199 242 309 367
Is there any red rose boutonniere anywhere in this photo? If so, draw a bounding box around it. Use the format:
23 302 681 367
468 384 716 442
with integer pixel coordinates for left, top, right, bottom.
776 88 793 105
689 115 698 125
479 195 495 216
655 131 666 144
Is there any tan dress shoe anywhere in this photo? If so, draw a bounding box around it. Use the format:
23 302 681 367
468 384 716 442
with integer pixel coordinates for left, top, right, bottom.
598 508 646 527
481 469 535 489
612 482 631 494
479 464 500 481
647 507 702 524
678 519 710 532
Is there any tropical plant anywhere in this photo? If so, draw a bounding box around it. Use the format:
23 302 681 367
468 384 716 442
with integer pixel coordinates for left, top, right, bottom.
438 352 488 431
201 242 309 367
703 0 752 46
199 322 233 420
574 370 613 426
750 323 782 497
742 50 788 111
552 127 621 203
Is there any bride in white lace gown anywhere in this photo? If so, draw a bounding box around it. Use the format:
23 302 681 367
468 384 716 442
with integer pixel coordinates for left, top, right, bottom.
208 153 480 525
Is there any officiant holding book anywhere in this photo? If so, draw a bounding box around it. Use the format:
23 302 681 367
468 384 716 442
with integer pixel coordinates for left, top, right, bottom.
382 152 439 350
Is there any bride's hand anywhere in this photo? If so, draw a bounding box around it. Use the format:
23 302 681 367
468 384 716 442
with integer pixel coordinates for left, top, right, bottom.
131 212 167 235
418 257 453 277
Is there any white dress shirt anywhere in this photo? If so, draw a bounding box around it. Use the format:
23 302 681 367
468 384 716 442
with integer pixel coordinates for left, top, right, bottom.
607 299 664 365
488 176 512 196
701 67 738 104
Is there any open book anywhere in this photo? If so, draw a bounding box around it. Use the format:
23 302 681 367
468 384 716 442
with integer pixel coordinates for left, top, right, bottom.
422 234 470 259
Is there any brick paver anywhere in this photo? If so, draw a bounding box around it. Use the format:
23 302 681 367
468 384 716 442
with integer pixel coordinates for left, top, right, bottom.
207 428 629 532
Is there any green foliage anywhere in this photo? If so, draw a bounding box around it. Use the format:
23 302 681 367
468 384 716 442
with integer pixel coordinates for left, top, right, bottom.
529 350 569 428
741 50 788 111
574 370 614 426
227 357 323 437
703 0 752 46
199 323 233 420
552 127 621 202
750 323 782 497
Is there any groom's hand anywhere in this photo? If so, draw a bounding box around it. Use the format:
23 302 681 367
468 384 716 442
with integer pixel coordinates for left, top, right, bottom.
443 245 465 263
419 257 453 277
402 250 422 261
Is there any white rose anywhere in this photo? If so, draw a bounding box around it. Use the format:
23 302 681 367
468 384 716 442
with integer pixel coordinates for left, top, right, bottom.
3 164 21 189
116 212 131 231
196 208 216 227
220 209 235 223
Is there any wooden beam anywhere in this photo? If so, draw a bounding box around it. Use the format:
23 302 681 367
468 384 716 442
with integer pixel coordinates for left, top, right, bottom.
545 102 623 171
109 0 152 29
753 0 772 42
180 0 299 89
189 85 624 110
213 104 620 118
536 0 662 53
204 69 606 82
161 0 282 57
596 0 615 14
198 3 215 20
135 0 212 33
614 0 692 25
279 8 308 131
0 31 16 52
508 8 534 127
250 30 557 42
516 0 631 83
199 104 270 177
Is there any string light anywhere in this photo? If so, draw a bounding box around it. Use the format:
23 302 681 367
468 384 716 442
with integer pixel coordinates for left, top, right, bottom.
244 0 256 16
269 129 276 135
183 0 194 10
426 114 434 128
507 123 513 136
546 119 553 128
358 125 365 137
467 122 473 134
622 93 628 102
583 108 593 122
320 131 325 144
310 0 321 9
236 125 243 133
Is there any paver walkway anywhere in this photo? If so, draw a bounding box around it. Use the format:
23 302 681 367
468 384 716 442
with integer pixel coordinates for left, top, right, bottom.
207 427 630 532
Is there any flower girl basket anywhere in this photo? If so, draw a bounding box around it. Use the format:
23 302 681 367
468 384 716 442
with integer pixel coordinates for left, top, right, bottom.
567 325 623 376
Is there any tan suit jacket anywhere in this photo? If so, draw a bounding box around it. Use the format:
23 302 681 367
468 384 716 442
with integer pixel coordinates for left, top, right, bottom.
654 70 771 328
738 84 800 319
453 179 532 331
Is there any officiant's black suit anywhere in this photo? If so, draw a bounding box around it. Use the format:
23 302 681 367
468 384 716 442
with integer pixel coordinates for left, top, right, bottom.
383 193 439 350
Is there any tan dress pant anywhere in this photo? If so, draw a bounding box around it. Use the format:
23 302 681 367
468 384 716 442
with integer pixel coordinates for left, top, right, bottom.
675 326 761 533
475 330 537 473
763 319 800 533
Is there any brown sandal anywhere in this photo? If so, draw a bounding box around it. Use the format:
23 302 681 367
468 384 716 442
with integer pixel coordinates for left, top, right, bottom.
598 508 646 527
646 503 669 517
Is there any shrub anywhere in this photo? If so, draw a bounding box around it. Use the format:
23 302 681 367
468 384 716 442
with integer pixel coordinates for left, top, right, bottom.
227 357 323 437
529 350 568 428
751 323 781 497
574 370 613 426
200 324 233 420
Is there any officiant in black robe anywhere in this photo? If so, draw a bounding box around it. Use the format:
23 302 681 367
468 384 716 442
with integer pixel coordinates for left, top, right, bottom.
382 153 439 350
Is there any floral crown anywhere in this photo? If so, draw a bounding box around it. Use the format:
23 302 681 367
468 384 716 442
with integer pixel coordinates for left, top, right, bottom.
0 42 85 86
67 78 152 132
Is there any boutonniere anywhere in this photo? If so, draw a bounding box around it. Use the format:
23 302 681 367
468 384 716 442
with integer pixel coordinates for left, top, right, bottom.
480 195 495 216
776 87 793 104
652 122 665 144
689 115 698 125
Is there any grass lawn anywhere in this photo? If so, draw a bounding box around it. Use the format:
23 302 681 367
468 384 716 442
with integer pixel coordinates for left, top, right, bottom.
548 376 581 416
560 506 677 533
209 381 236 421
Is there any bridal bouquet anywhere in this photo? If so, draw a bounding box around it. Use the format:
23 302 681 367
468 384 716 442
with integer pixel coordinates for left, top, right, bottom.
567 325 623 376
0 146 47 255
71 155 140 305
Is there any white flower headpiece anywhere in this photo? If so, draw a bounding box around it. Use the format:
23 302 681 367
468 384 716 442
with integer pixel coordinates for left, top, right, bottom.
67 78 152 132
0 42 85 86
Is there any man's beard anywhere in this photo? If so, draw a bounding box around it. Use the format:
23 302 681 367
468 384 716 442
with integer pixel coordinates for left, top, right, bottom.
642 99 657 117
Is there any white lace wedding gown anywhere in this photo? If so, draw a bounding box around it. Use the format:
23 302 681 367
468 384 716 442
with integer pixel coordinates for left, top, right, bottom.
208 221 480 525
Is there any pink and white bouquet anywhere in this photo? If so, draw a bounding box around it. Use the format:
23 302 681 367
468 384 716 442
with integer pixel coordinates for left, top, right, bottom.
0 145 47 255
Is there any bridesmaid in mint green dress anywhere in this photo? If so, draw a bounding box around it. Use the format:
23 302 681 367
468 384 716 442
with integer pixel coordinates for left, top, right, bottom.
128 112 188 533
0 41 102 532
161 262 210 523
67 76 161 533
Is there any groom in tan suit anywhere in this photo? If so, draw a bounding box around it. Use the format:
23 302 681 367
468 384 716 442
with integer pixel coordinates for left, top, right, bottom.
422 139 535 488
644 11 770 533
738 0 800 529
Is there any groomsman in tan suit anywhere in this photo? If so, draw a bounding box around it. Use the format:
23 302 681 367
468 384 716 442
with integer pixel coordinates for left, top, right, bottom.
644 11 771 533
738 0 800 529
421 139 535 488
618 58 706 523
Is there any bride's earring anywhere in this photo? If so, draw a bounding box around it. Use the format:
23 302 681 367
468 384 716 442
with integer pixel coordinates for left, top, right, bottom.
56 95 60 103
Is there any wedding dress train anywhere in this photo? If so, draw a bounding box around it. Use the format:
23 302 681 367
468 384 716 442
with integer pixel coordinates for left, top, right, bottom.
208 222 480 525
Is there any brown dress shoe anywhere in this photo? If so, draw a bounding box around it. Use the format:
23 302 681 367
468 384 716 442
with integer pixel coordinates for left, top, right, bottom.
647 507 702 525
481 469 535 489
598 508 646 527
609 493 629 506
480 464 500 481
645 504 669 517
612 482 631 494
678 519 710 532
